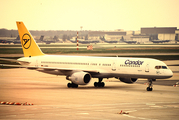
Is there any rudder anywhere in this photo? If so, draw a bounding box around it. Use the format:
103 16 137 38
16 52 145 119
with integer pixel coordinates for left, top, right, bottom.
16 22 44 57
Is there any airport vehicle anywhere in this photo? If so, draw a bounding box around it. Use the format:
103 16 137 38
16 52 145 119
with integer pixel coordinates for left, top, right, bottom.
0 22 173 91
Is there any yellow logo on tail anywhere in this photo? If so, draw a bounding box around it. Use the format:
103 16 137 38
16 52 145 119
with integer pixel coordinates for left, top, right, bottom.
16 22 44 57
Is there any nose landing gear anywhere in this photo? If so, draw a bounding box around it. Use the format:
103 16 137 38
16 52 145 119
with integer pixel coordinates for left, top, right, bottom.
146 79 155 91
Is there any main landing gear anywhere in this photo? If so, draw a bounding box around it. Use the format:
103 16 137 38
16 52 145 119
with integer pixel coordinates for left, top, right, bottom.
146 79 155 91
94 78 105 87
67 82 78 88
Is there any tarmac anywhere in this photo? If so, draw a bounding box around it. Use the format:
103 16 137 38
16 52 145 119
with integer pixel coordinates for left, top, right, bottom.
0 60 179 120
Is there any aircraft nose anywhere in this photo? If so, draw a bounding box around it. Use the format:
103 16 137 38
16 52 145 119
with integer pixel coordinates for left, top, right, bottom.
167 69 173 78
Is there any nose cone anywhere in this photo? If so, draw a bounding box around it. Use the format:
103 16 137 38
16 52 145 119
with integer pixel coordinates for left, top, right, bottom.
167 69 173 78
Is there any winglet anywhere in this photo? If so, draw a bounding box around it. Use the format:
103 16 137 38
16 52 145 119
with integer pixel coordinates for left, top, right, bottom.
16 22 45 57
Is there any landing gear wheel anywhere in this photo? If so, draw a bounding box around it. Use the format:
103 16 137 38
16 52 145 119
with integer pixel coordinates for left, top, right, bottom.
94 82 105 87
94 78 105 87
147 87 153 91
67 83 78 88
94 82 98 87
67 83 71 88
100 82 105 87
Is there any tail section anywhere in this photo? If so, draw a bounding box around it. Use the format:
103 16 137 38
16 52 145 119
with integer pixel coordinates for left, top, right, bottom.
16 22 44 57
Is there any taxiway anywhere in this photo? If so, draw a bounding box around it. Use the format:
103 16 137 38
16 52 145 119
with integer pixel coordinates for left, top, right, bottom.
0 61 179 119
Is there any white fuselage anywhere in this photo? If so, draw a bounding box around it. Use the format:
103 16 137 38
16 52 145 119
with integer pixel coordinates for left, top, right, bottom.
18 55 173 79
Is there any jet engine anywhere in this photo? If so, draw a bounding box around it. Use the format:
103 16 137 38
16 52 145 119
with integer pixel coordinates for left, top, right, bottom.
119 78 138 84
66 72 91 85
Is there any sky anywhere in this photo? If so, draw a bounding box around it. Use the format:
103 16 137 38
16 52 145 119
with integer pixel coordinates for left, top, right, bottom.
0 0 179 31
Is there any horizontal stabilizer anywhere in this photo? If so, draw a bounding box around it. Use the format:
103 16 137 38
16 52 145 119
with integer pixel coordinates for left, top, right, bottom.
0 64 33 68
0 58 30 64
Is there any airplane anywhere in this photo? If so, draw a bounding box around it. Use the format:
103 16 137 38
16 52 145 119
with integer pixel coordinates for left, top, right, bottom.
151 40 171 43
0 22 173 91
0 36 19 44
0 38 13 44
69 38 100 44
123 40 137 44
39 35 59 44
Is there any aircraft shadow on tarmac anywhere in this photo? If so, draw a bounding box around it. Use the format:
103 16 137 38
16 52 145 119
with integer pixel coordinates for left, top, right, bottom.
136 80 179 86
8 81 137 90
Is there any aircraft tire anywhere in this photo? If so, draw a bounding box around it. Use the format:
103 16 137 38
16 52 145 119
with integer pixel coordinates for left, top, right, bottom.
67 83 78 88
94 82 105 87
101 82 105 87
73 84 78 88
94 82 98 87
147 87 153 91
67 83 71 88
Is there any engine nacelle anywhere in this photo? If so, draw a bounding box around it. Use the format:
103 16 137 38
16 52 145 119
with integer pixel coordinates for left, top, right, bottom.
67 72 91 85
119 78 138 84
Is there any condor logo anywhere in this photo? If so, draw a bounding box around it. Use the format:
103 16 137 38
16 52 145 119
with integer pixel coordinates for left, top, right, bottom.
125 59 144 65
22 33 31 49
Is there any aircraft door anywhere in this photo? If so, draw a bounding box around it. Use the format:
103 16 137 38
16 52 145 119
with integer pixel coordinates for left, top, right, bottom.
112 62 116 71
36 59 38 67
145 63 149 72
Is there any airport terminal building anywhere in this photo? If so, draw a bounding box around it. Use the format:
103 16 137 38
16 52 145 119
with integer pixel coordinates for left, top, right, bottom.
1 26 178 44
88 27 178 43
141 27 177 41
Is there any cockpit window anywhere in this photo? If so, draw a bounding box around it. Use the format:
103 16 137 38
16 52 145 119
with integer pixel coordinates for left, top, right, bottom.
155 66 161 69
155 66 167 69
162 66 167 69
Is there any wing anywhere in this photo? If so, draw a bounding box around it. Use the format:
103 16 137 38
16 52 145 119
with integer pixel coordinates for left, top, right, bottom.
40 66 100 73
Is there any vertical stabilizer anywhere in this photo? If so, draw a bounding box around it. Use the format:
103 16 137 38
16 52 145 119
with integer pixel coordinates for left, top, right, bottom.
16 22 44 57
